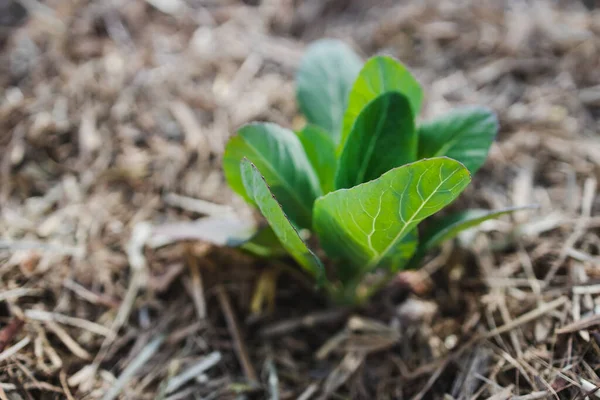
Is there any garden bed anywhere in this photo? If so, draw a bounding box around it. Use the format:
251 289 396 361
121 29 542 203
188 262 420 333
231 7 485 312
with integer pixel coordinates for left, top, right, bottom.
1 0 600 398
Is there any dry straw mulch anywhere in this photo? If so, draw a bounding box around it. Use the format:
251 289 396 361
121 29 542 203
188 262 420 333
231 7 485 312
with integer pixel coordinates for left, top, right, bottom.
2 0 600 399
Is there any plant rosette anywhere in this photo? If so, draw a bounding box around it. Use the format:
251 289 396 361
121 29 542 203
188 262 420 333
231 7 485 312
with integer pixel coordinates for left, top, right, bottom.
222 39 532 305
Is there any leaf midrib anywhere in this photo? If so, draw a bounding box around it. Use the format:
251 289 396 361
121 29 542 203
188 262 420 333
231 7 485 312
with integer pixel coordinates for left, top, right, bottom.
353 95 391 186
367 167 461 269
244 161 322 278
339 58 388 153
243 137 314 223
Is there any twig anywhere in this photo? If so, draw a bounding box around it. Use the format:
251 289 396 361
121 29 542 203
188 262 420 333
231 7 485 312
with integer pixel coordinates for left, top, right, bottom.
573 284 600 295
216 285 258 384
111 221 152 335
0 240 81 255
59 370 75 400
512 391 550 400
411 358 450 400
557 314 600 334
24 310 112 337
402 337 483 380
320 352 364 399
0 288 42 302
82 222 152 391
297 383 319 400
544 178 596 284
485 385 514 400
580 378 600 399
165 351 222 394
166 321 205 345
0 337 30 362
186 246 206 320
63 279 119 308
316 330 348 361
482 297 568 339
266 356 279 400
498 295 524 357
163 192 234 217
259 308 350 338
102 335 165 400
45 321 91 360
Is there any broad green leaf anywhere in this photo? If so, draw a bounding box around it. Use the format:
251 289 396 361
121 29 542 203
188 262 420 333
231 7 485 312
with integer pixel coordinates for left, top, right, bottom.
417 106 498 174
297 125 337 194
223 123 321 229
241 159 324 281
340 56 423 152
336 92 416 190
419 206 536 253
296 39 362 142
313 158 471 276
338 231 418 285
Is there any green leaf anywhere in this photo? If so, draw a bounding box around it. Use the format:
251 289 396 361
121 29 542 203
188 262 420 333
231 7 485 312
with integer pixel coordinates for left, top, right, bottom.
336 92 416 190
296 39 363 142
297 125 337 194
313 158 471 277
241 159 324 281
417 106 498 174
223 123 321 229
419 206 535 253
240 226 287 258
340 56 423 152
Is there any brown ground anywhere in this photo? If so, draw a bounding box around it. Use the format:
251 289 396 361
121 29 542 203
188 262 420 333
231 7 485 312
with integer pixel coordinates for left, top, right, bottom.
1 0 600 399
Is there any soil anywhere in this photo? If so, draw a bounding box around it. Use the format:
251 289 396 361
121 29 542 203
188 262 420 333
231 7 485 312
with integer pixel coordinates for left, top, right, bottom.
1 0 600 399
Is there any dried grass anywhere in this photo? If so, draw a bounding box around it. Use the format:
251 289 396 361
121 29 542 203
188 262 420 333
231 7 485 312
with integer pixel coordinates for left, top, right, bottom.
1 0 600 398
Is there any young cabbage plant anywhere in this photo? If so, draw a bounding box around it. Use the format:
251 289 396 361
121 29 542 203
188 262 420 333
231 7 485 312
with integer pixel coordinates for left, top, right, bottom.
223 39 527 304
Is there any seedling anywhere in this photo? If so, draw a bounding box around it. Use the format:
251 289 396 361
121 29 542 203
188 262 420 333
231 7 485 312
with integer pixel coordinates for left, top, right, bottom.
223 39 525 304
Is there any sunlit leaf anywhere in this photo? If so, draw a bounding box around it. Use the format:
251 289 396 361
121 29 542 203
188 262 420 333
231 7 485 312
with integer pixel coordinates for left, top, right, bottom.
313 158 470 280
223 123 321 229
418 106 498 174
340 56 423 152
336 92 416 190
241 159 324 281
297 125 337 194
296 39 362 142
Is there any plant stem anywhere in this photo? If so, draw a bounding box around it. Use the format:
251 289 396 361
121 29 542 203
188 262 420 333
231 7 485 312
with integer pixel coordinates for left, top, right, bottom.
355 271 396 305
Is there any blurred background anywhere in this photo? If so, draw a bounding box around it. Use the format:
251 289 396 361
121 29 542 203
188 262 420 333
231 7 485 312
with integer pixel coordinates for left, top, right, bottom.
1 0 600 399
